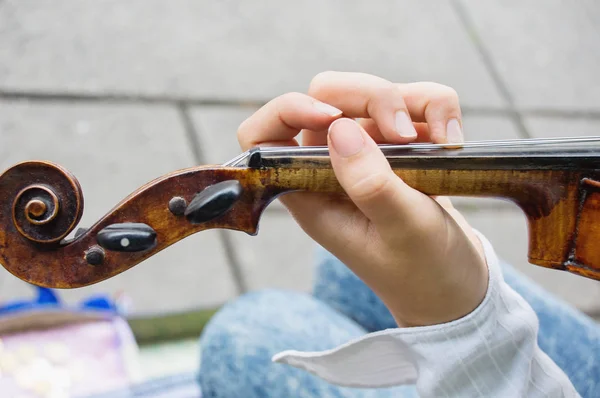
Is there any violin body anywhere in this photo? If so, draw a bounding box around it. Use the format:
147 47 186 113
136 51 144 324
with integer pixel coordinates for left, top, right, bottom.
1 138 600 288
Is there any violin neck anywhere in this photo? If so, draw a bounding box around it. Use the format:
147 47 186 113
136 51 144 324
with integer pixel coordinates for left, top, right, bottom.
249 153 589 204
231 138 600 200
239 145 600 280
247 145 598 199
251 142 600 172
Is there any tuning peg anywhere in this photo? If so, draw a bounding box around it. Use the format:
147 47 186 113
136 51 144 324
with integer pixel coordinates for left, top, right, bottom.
184 180 243 224
97 223 157 252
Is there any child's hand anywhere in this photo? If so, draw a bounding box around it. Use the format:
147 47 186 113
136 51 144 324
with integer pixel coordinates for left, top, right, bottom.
237 72 488 327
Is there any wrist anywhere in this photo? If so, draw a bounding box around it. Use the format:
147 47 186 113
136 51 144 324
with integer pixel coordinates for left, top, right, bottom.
387 238 489 327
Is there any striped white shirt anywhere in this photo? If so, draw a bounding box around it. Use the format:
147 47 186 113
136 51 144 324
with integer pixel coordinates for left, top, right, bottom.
273 231 580 397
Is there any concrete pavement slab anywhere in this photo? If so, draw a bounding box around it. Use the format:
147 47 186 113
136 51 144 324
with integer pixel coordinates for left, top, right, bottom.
189 105 259 165
459 0 600 110
462 113 521 141
225 211 316 293
0 0 505 107
0 100 237 313
525 117 600 138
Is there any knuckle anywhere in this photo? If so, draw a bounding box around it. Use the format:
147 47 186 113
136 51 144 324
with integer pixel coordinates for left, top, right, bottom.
275 92 308 117
421 84 461 121
432 84 460 106
366 82 402 116
236 116 253 148
375 82 399 101
415 82 459 103
308 71 337 96
384 83 406 106
348 172 395 203
278 91 306 105
440 86 459 103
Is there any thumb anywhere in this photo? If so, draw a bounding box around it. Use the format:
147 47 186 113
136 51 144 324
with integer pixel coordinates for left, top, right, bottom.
327 118 429 235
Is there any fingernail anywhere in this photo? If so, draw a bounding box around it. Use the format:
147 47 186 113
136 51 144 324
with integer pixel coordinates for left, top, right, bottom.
314 101 343 117
329 119 365 157
395 111 417 138
447 119 463 143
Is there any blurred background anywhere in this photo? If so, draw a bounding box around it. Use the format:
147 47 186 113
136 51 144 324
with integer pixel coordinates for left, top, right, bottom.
0 0 599 394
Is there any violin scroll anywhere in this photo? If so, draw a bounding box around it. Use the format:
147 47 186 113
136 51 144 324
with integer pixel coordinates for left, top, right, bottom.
0 162 288 288
2 161 84 245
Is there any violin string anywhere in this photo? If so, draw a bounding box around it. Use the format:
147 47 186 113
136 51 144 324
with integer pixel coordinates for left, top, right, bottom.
222 151 249 167
222 136 600 167
261 136 600 153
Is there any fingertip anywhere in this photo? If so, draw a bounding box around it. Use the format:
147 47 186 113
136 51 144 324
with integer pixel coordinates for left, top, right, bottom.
427 118 462 145
328 117 366 135
328 118 367 158
394 111 418 141
313 101 343 118
446 119 464 144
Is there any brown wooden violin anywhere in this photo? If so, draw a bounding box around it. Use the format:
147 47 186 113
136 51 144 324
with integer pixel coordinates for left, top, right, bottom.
1 136 600 289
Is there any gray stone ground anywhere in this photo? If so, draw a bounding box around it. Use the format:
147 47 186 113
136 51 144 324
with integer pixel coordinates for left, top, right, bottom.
1 0 600 318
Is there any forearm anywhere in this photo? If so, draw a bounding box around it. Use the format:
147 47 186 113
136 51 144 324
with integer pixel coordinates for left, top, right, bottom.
273 231 580 397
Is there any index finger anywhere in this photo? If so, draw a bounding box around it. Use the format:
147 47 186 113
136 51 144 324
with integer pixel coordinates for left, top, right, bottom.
237 92 342 151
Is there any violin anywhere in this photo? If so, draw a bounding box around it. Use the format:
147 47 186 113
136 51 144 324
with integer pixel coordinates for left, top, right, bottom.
1 136 600 289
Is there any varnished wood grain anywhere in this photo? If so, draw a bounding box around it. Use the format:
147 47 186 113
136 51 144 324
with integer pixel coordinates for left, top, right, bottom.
1 159 599 288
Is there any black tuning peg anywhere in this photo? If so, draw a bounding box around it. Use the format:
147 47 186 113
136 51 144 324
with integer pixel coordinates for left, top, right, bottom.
184 180 243 224
97 223 157 252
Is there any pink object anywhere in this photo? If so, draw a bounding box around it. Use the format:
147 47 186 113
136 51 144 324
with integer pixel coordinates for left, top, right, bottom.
0 311 140 397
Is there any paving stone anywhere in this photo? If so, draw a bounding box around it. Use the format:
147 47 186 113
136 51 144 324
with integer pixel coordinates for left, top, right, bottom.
0 0 504 107
524 116 600 138
459 0 600 110
0 100 237 313
189 105 259 165
462 208 600 313
226 211 316 293
461 114 522 141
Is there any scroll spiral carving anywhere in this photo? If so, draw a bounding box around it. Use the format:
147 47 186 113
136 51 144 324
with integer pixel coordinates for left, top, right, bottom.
2 161 84 244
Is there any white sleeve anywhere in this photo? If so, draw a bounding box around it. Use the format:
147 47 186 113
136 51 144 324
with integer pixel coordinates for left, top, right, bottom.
272 231 580 397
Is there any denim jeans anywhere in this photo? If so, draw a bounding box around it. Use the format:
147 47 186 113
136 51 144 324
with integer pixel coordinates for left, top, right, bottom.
198 247 600 397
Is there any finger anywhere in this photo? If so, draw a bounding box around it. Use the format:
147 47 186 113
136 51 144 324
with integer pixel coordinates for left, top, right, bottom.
309 72 418 144
300 128 328 147
358 119 388 144
359 119 432 143
233 91 358 251
397 82 463 144
237 92 342 151
327 118 438 237
300 118 389 147
309 72 463 144
235 92 345 237
303 120 442 146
